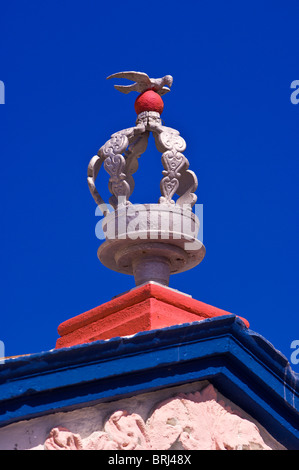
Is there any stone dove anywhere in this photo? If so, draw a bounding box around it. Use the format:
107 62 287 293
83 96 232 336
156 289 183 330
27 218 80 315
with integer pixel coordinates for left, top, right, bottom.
107 71 173 96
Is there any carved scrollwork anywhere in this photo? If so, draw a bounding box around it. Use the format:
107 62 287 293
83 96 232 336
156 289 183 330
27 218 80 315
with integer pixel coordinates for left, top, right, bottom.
158 131 186 153
88 127 150 213
159 149 185 203
156 130 197 207
101 133 129 159
124 132 149 197
100 133 131 209
103 154 130 209
87 112 198 212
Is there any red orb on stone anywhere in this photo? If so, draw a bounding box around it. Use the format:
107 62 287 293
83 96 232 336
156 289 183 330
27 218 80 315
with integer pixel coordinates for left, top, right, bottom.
134 90 164 115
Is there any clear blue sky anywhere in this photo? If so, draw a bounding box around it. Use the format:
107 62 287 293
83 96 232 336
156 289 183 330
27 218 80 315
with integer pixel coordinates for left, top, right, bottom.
0 1 298 372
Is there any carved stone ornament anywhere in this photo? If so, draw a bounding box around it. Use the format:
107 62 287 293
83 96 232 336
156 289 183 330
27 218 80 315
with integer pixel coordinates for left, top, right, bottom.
87 111 198 213
44 384 272 450
87 72 205 287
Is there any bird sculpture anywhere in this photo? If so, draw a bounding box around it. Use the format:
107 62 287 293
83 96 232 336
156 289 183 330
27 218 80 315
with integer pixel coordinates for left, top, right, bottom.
107 71 173 96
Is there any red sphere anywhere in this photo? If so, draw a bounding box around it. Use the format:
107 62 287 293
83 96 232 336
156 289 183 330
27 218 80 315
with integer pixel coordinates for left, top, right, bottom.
134 90 164 115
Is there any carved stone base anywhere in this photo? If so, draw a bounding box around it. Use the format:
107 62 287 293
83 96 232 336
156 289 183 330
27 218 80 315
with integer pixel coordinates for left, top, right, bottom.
98 203 205 286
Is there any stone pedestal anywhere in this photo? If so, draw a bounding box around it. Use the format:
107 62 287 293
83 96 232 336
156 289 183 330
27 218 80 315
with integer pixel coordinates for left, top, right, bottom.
98 203 205 287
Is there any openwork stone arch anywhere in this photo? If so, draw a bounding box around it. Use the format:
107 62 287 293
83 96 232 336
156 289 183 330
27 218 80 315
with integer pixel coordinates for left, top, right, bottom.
88 111 198 216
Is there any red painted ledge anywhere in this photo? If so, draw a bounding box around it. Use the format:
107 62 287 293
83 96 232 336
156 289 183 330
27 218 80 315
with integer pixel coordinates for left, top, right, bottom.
55 283 249 349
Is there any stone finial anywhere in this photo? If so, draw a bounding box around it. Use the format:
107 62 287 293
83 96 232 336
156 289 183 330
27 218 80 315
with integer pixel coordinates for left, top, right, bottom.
87 72 205 287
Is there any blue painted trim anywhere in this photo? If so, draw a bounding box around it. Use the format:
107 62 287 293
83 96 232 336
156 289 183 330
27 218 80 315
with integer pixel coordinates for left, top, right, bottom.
0 315 298 449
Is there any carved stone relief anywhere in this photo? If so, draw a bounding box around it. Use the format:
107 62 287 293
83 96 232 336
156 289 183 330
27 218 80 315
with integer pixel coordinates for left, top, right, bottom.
44 384 272 450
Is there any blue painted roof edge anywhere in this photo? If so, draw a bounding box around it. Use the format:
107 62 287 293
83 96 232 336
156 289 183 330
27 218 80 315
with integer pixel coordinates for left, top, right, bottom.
0 315 298 449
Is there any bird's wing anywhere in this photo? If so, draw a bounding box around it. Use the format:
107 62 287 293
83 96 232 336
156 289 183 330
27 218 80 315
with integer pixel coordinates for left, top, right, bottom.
114 84 136 94
107 71 151 85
